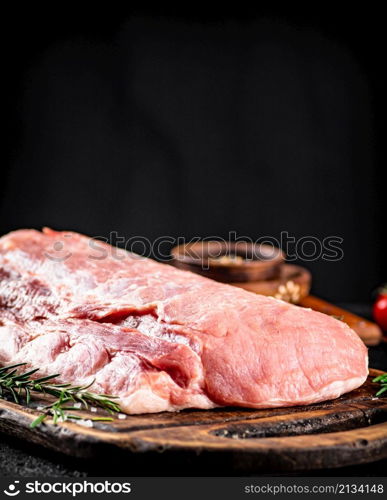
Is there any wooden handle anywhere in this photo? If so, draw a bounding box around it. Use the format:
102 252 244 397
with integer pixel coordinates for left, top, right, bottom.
299 295 383 346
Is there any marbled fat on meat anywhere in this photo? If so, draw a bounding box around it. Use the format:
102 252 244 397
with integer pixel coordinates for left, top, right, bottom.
0 229 368 413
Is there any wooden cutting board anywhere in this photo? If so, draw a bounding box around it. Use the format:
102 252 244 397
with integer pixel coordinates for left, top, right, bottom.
0 370 386 474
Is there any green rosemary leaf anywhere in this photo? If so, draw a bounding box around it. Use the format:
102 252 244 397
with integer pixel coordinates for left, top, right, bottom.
30 413 47 428
33 373 61 384
12 368 40 381
82 380 96 391
9 387 19 404
1 363 122 428
25 387 31 405
373 372 387 398
3 368 20 380
0 363 27 375
376 386 387 397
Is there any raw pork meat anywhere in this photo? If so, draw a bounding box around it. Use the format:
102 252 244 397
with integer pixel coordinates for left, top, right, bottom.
0 229 368 413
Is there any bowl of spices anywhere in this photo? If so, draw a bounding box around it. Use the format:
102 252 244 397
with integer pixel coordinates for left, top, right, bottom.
170 241 285 283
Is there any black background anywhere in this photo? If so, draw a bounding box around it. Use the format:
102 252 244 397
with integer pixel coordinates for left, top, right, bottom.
2 5 385 303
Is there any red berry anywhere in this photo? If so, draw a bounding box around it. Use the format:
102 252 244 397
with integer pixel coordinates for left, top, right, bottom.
373 294 387 331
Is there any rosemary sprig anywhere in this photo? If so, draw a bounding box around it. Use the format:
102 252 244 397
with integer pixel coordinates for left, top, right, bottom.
0 363 121 428
373 373 387 397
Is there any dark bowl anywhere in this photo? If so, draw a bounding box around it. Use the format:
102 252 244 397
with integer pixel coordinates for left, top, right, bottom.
170 241 285 283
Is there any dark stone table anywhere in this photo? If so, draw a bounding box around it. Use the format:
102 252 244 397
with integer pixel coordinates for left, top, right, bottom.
1 303 386 477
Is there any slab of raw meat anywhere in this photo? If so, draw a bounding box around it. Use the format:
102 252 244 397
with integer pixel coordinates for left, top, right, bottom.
0 228 368 413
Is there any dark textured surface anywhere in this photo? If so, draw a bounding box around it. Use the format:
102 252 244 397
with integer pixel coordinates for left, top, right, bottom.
0 429 387 478
0 437 86 478
0 303 386 477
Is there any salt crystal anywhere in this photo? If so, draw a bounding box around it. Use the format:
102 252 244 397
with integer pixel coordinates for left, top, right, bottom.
118 413 127 420
73 402 82 409
90 407 97 413
76 419 93 428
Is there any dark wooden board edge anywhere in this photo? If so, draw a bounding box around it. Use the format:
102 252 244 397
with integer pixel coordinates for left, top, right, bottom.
0 370 386 473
